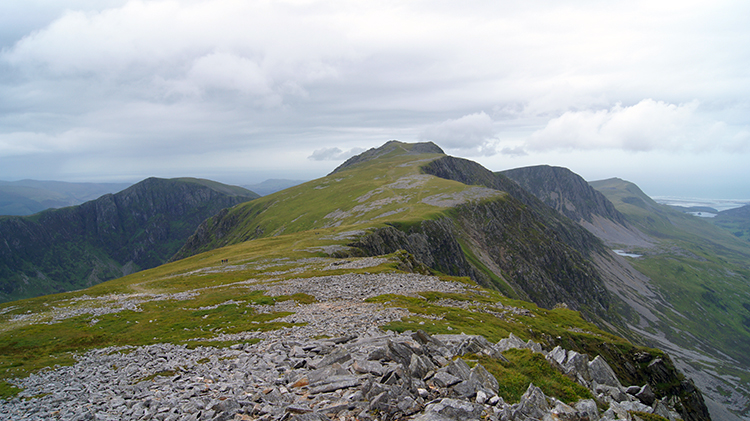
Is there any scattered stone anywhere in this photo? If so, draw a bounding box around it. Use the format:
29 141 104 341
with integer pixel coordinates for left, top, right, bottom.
1 269 692 421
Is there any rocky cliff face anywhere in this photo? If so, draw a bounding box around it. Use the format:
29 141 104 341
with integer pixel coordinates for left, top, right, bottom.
421 156 605 256
346 195 614 324
0 178 258 302
502 165 627 225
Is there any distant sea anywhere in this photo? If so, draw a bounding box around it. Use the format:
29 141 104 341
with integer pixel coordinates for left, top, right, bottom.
653 196 750 218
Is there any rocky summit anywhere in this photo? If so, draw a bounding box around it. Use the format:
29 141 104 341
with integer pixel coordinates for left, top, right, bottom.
2 265 692 420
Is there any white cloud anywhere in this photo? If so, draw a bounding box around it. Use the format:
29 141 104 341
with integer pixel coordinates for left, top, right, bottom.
2 0 346 105
525 99 748 153
419 112 498 155
500 146 528 157
308 147 364 161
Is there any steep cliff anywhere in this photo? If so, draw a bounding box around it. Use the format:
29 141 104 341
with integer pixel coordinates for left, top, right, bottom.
502 165 627 225
0 177 258 302
421 156 605 255
347 196 613 323
500 169 745 420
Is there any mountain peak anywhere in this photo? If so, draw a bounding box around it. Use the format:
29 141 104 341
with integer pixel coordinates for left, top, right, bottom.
329 140 444 175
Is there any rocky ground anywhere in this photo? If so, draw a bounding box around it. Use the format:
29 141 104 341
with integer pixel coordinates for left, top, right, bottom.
1 266 688 420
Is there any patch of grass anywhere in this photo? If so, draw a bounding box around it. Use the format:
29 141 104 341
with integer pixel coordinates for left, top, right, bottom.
184 338 262 350
475 349 592 404
0 289 304 385
370 290 624 346
0 380 22 400
629 411 669 421
135 369 177 383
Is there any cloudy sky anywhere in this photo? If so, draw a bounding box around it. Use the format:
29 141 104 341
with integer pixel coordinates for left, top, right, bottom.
1 0 748 198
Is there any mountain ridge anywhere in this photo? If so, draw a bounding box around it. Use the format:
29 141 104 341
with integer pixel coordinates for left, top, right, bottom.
0 141 712 420
176 146 620 326
0 177 258 303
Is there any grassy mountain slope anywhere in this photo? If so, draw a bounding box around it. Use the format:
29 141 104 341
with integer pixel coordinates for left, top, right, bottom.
0 143 709 419
710 204 750 243
591 178 750 420
175 142 456 257
0 178 258 303
242 179 306 196
175 143 621 327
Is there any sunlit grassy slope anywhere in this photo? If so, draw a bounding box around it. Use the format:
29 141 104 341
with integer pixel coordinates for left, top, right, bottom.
591 178 750 382
174 146 501 257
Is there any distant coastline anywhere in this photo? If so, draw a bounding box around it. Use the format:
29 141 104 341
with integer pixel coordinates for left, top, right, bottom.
653 196 750 212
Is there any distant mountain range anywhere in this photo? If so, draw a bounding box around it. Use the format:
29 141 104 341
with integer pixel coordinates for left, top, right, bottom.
0 180 132 216
0 178 305 217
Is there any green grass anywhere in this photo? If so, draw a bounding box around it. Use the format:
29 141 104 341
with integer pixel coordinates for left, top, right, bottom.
474 349 592 404
369 290 625 345
629 411 669 421
710 218 750 243
185 339 260 350
0 289 311 389
0 380 21 400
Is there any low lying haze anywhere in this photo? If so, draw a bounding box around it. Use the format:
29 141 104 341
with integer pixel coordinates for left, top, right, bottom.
1 0 748 198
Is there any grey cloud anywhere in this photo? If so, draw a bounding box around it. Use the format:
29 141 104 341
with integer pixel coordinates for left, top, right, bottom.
419 112 499 156
0 0 748 196
500 146 528 157
308 147 365 161
525 99 748 153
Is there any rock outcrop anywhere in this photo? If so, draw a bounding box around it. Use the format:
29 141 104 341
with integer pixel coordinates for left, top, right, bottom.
1 328 702 421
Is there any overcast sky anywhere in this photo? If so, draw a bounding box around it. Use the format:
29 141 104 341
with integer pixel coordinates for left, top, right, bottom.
1 0 748 198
